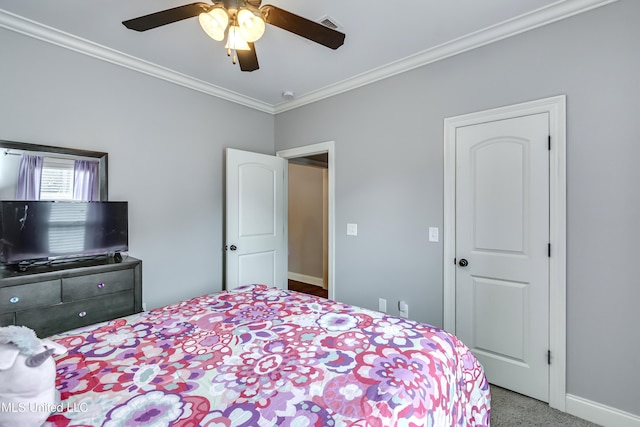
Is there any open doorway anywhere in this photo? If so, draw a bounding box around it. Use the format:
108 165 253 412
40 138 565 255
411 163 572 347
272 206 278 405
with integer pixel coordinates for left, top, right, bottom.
277 141 335 301
287 155 328 298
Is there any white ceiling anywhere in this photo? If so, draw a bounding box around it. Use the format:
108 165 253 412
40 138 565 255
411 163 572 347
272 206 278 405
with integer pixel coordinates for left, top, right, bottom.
0 0 616 113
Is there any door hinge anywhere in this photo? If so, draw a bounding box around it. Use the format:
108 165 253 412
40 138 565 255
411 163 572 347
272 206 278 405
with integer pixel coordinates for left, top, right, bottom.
548 135 551 150
547 350 551 365
548 243 551 257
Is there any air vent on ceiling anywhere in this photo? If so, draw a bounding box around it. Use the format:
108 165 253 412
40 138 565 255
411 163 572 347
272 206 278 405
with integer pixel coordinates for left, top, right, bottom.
318 15 342 31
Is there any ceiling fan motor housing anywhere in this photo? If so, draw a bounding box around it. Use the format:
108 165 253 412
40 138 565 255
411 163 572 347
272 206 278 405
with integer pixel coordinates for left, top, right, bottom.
222 0 259 12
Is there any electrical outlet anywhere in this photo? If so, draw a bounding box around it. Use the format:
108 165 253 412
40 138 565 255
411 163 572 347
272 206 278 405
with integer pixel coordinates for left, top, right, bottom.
379 298 387 313
399 300 409 318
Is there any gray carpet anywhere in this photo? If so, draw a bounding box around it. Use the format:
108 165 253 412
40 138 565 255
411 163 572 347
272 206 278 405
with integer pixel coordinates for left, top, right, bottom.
490 385 601 426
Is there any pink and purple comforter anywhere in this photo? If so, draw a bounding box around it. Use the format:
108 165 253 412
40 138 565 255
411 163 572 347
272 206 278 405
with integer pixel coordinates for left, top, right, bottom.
46 284 490 426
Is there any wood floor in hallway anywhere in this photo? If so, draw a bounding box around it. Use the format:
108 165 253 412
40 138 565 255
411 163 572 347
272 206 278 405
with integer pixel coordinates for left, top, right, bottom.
287 280 328 299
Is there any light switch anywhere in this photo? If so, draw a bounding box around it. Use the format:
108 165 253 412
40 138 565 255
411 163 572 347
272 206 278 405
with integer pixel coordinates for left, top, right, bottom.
347 223 358 236
429 227 439 242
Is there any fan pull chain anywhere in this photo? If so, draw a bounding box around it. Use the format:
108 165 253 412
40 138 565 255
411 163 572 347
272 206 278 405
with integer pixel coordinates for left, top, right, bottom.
227 47 238 65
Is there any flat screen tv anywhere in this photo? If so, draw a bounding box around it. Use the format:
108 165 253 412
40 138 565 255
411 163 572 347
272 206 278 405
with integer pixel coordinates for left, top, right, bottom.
0 200 128 268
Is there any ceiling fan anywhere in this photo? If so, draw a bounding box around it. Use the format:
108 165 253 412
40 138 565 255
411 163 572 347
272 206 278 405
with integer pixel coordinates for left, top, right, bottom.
122 0 346 72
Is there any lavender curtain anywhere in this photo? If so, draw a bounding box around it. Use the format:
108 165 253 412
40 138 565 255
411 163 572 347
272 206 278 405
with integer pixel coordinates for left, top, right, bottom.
15 154 44 200
73 159 100 201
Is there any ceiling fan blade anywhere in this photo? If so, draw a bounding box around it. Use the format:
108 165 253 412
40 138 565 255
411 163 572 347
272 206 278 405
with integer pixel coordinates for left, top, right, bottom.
237 43 260 72
123 2 213 32
260 5 345 50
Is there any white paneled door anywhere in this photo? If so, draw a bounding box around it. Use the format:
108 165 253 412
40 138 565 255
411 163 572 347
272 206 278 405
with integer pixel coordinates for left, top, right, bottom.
455 113 550 402
225 148 287 290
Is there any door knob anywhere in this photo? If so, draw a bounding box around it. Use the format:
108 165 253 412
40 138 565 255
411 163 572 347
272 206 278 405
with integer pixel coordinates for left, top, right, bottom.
458 258 469 267
230 245 237 251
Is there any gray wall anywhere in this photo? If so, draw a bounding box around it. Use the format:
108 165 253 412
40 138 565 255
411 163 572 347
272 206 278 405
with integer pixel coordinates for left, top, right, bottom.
0 27 274 310
274 0 640 416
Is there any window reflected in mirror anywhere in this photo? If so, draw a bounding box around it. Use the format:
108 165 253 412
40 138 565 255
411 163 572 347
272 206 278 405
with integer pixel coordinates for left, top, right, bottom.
0 140 108 201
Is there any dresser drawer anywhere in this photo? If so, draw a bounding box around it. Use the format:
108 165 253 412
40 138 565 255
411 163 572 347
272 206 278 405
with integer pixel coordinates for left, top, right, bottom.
0 312 14 327
16 290 135 337
62 269 134 301
0 280 61 313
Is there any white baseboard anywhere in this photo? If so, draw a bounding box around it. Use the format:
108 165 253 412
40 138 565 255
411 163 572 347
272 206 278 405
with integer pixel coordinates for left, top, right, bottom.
288 272 324 288
566 394 640 427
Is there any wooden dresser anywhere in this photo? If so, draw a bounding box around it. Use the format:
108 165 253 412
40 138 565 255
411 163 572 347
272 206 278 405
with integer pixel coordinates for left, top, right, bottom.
0 257 142 337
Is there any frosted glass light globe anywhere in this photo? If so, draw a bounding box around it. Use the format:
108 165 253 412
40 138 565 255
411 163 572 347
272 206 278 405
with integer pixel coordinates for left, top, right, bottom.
237 9 265 42
199 8 228 41
225 25 250 51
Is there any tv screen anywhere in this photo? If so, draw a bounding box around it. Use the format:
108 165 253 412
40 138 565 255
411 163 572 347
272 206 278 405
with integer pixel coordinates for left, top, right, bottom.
0 201 128 266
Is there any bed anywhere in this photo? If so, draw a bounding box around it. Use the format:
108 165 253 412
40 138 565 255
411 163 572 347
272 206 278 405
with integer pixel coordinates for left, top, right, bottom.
45 284 490 426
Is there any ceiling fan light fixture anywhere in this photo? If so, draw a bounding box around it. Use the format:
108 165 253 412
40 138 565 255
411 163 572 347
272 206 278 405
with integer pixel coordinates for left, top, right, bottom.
225 25 250 51
199 7 228 41
237 9 265 42
123 2 346 72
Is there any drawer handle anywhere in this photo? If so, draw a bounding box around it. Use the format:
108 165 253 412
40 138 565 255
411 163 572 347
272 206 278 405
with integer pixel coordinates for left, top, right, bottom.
9 296 20 304
97 283 106 289
78 311 87 318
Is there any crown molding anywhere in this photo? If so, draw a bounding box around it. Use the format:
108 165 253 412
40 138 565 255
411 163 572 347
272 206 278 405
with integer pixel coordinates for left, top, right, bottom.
273 0 619 114
1 0 618 115
0 9 273 114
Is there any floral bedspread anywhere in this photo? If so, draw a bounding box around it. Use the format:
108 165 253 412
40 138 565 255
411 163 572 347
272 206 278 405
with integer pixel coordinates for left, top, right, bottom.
46 284 490 426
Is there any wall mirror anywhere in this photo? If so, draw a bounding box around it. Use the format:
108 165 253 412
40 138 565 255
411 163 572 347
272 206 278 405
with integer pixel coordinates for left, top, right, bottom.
0 140 108 201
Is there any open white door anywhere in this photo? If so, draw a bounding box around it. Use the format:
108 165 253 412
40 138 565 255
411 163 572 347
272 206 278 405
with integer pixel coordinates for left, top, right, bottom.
225 148 287 290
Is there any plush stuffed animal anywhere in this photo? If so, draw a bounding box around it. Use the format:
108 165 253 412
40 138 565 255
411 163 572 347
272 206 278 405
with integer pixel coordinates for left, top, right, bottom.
0 325 67 427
